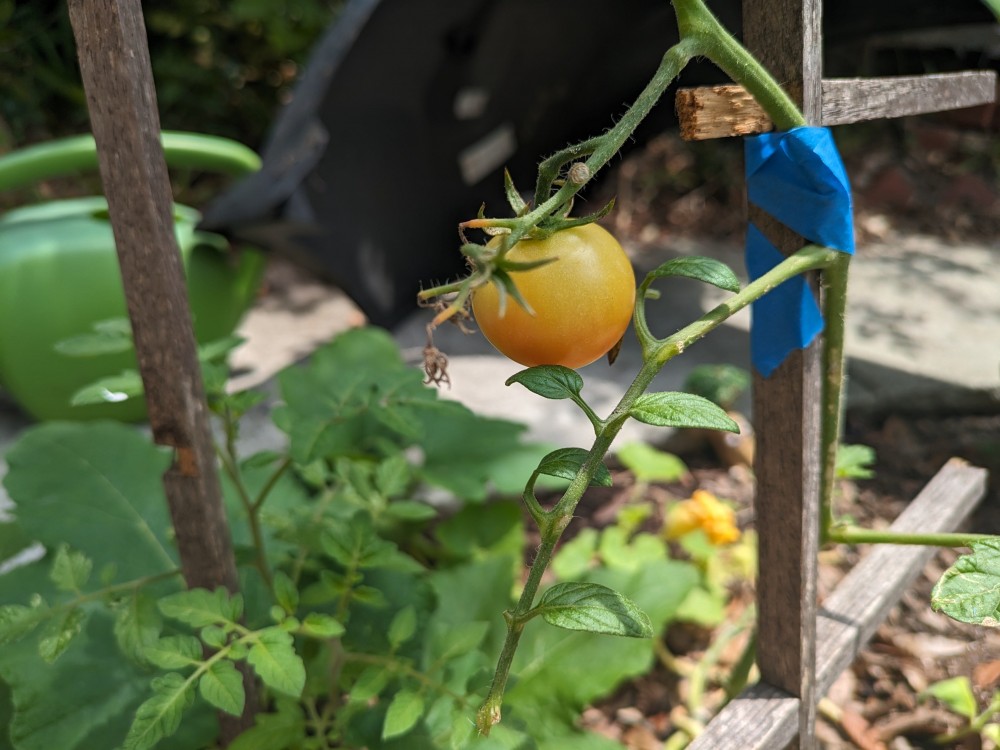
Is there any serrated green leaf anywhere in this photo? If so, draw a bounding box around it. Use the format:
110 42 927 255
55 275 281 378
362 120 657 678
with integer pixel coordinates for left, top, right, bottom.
645 256 740 293
122 672 195 750
374 454 411 498
382 688 425 740
535 582 653 637
615 442 688 482
505 366 583 400
321 514 420 571
158 588 243 627
675 584 727 627
38 607 87 663
504 169 528 214
629 392 739 432
299 613 345 639
196 335 244 363
70 371 144 406
3 422 178 577
388 605 418 649
199 660 245 716
922 676 977 719
352 585 388 608
247 627 305 697
113 590 163 664
836 443 876 479
931 538 1000 626
0 604 41 646
49 545 93 592
201 625 228 649
144 635 204 670
350 666 391 703
535 447 612 487
272 571 299 614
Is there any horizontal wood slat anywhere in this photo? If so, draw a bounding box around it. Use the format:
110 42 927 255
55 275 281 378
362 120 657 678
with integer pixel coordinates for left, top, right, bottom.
688 458 987 750
676 71 998 139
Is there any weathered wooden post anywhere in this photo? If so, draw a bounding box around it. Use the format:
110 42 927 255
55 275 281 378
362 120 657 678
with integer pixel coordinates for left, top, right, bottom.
677 1 996 747
67 0 255 739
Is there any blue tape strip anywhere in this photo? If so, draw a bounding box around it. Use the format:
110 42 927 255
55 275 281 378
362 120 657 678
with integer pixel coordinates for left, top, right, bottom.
744 127 854 375
746 224 824 377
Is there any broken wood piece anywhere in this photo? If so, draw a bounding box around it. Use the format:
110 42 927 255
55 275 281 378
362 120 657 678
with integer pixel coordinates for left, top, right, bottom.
676 71 999 140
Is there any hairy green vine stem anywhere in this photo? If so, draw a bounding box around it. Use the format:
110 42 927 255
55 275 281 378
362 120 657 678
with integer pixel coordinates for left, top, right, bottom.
476 244 840 733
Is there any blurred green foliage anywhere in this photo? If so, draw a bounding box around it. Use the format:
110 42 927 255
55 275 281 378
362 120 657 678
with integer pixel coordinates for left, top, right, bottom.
0 0 343 149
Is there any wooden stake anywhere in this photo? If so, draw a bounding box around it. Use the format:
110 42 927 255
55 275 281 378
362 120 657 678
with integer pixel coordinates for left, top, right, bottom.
68 0 254 740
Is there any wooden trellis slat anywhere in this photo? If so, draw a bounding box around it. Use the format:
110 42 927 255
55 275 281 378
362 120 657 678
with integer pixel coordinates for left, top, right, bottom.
689 459 988 750
67 0 255 739
677 71 998 140
743 0 824 745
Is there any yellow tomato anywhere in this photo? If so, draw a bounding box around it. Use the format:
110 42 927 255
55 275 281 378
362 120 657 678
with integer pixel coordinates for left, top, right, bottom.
472 223 635 369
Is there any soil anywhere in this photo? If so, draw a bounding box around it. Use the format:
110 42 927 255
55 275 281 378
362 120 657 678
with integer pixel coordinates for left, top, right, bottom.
576 116 1000 749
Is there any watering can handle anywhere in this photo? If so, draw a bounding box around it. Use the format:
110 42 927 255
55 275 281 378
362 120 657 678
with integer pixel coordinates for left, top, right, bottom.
0 131 261 192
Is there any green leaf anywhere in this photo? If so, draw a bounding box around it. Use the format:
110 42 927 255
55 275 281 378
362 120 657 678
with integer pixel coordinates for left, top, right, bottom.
3 422 178 577
503 169 528 214
835 443 876 480
113 590 163 664
433 500 525 562
644 256 740 293
382 688 425 740
430 621 491 662
227 699 305 750
199 660 245 716
505 366 584 400
201 626 228 649
158 588 243 628
299 613 345 639
69 371 144 406
534 582 653 637
272 571 299 614
374 454 411 498
49 545 93 592
675 584 727 627
598 528 667 573
536 448 612 487
321 514 420 572
615 442 688 482
388 605 418 649
247 627 305 697
144 635 204 670
349 666 391 703
932 539 1000 626
122 672 195 750
552 528 600 580
922 676 977 719
37 607 87 663
0 604 41 646
629 392 739 432
384 501 438 523
683 364 750 409
196 335 244 363
54 319 133 357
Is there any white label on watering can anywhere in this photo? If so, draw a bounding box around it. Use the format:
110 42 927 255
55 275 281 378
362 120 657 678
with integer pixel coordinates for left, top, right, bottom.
458 123 517 186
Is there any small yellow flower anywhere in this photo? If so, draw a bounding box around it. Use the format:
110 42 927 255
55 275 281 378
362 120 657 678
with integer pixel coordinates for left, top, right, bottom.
664 490 740 545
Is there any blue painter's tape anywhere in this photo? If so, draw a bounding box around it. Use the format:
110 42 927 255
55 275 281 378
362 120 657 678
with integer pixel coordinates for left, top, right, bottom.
744 127 853 375
745 127 855 254
746 223 824 377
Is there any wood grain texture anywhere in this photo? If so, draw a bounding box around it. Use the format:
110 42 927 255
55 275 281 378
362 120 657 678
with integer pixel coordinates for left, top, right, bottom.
676 85 773 140
687 459 987 750
821 71 998 126
68 0 238 596
676 71 997 140
744 2 823 744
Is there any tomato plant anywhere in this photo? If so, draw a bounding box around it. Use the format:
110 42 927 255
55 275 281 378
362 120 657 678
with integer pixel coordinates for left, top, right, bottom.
471 223 636 369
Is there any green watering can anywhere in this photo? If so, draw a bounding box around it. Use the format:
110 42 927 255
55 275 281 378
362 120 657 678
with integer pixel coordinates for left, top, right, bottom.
0 132 266 421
